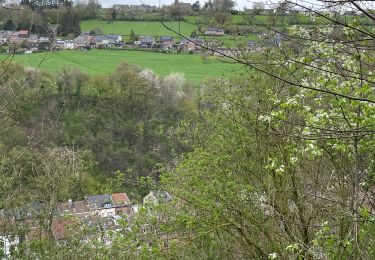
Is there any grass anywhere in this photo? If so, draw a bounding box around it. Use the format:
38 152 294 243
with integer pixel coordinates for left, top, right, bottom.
81 20 197 38
5 50 243 84
198 34 259 47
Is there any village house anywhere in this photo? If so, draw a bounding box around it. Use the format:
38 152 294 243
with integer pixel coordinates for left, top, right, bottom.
140 36 156 48
180 38 205 52
95 34 123 48
0 30 53 50
113 4 157 12
105 34 122 43
0 235 18 257
86 194 116 217
159 36 174 48
18 30 29 39
112 193 131 216
28 34 38 43
25 0 65 8
58 199 91 217
8 32 20 44
64 40 74 50
0 30 16 44
204 27 225 36
73 33 96 49
39 36 50 43
214 47 245 58
0 192 133 257
27 34 39 49
53 39 65 49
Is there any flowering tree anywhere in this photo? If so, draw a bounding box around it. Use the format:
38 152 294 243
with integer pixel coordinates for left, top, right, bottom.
149 1 375 258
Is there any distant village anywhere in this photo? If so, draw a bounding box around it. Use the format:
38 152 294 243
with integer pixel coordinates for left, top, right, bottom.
0 190 170 257
0 0 295 56
0 27 281 56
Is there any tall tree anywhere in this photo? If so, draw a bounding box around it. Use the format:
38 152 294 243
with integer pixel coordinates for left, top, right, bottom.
212 0 235 12
58 8 81 36
125 0 375 259
192 1 200 12
252 1 265 15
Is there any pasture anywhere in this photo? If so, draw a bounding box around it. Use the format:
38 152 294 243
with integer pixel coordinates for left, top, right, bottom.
81 20 197 37
6 50 243 83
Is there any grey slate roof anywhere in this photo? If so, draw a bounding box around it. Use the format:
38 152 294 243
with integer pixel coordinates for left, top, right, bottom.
86 194 114 210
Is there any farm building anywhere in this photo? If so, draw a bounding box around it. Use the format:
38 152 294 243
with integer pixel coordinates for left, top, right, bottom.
18 30 29 38
73 34 95 49
204 28 225 36
180 38 205 51
159 36 174 48
140 36 156 48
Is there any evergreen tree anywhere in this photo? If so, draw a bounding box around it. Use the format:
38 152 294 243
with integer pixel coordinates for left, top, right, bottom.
3 19 15 30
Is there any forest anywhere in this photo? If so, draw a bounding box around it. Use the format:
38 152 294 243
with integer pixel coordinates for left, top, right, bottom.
0 0 374 259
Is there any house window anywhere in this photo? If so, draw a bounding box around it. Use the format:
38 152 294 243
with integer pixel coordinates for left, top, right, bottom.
0 240 4 258
103 202 111 208
10 244 16 256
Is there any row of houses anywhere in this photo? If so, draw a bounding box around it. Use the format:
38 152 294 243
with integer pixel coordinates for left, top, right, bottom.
203 27 225 36
0 30 50 46
113 4 158 12
0 192 132 256
112 2 192 14
55 33 208 52
0 190 172 257
0 29 281 54
0 25 227 51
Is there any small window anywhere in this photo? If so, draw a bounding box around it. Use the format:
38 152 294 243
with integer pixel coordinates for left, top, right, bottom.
0 240 5 258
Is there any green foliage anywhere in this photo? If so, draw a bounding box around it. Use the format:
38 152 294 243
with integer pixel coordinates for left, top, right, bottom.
119 20 375 258
0 59 199 200
1 3 375 258
213 12 232 25
57 64 197 196
129 29 136 42
3 19 15 30
58 8 81 36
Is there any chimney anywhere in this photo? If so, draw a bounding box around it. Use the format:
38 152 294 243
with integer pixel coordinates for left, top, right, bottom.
68 199 73 208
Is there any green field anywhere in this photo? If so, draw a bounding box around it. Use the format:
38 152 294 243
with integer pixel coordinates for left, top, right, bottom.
81 20 197 37
5 50 242 83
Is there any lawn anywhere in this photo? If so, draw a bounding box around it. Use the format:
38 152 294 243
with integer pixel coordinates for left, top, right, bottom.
81 20 197 38
5 50 243 84
198 34 260 47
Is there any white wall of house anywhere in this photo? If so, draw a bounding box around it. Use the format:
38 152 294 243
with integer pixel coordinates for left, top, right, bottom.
96 207 116 217
64 42 74 50
0 236 19 257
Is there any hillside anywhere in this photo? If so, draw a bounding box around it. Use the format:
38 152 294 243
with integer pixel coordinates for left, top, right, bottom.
81 20 197 37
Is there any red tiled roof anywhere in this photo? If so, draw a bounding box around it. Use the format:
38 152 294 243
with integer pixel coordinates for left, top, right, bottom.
19 30 29 35
112 193 130 206
52 218 75 240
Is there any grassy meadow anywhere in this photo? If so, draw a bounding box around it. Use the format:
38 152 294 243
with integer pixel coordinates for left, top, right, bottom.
81 20 197 37
6 50 243 83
